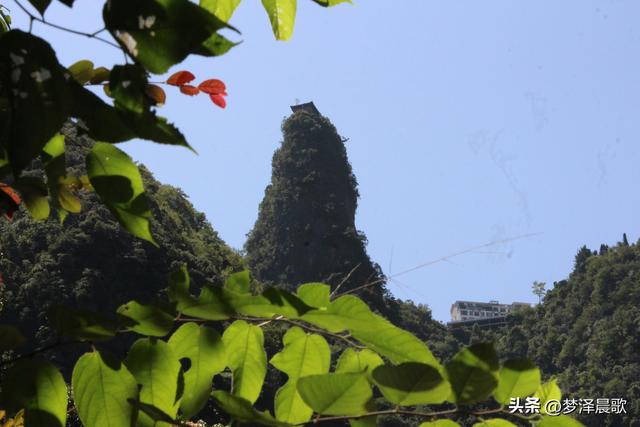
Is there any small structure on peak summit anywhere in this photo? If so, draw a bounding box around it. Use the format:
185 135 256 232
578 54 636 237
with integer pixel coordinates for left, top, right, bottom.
290 101 320 116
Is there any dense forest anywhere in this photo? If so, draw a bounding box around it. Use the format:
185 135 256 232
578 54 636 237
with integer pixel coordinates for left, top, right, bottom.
2 112 639 426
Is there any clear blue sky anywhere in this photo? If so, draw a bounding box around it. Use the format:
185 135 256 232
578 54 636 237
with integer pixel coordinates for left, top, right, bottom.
13 1 640 321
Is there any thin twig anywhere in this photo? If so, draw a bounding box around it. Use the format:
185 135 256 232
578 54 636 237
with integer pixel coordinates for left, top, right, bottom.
337 233 542 298
12 0 121 49
329 262 361 298
0 339 82 367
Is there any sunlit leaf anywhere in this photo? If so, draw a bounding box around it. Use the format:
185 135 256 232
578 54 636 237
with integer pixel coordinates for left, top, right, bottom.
261 0 297 41
179 85 200 96
534 379 562 415
200 0 241 22
296 283 330 308
67 60 94 85
212 391 292 427
538 415 585 427
1 359 67 427
335 348 383 378
472 420 517 427
494 359 541 405
168 322 226 417
72 351 138 427
419 420 461 427
117 301 175 337
445 343 499 405
166 70 195 86
297 372 372 416
223 320 267 404
89 66 110 84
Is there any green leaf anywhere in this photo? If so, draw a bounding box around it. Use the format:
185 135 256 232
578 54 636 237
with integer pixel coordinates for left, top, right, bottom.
67 60 94 84
302 295 441 367
212 391 292 427
472 420 517 427
419 421 461 427
445 343 499 405
126 401 179 425
104 0 234 74
223 320 267 404
372 362 451 406
86 142 155 245
200 0 241 22
297 372 372 416
72 351 138 427
224 270 251 293
167 265 233 320
109 65 149 115
270 327 330 424
14 176 50 220
311 0 351 6
0 324 25 351
538 415 585 427
335 348 383 377
1 359 67 427
167 322 226 417
494 359 541 405
261 0 297 41
27 0 52 15
48 305 117 341
125 338 182 427
0 31 73 175
117 301 174 337
534 379 562 415
296 283 330 308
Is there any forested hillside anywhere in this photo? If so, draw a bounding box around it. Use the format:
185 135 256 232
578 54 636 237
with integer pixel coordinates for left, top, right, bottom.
458 239 640 427
0 124 243 367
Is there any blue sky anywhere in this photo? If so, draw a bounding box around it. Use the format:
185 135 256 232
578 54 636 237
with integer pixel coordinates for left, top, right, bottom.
13 1 640 321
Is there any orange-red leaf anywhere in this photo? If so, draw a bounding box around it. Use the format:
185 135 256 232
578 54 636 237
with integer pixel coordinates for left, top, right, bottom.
167 70 196 86
145 84 166 106
198 79 226 95
0 183 22 220
179 85 200 96
209 94 227 108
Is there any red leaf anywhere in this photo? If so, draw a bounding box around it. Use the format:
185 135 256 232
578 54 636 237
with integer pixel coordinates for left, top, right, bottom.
145 84 166 106
167 70 196 86
198 79 226 95
0 183 22 220
209 94 226 108
179 85 200 96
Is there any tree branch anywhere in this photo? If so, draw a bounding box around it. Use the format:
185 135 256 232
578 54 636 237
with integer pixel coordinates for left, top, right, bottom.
0 339 83 368
12 0 121 49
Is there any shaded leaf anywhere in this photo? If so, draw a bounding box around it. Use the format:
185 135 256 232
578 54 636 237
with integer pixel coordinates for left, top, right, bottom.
167 265 233 320
145 84 166 106
48 305 117 341
13 177 49 220
297 372 372 416
419 421 461 427
179 85 199 96
117 301 174 337
335 348 383 377
67 60 94 84
0 324 25 351
372 362 451 406
89 66 110 84
212 391 291 427
125 338 182 427
312 0 351 6
445 343 499 405
86 142 155 245
27 0 52 16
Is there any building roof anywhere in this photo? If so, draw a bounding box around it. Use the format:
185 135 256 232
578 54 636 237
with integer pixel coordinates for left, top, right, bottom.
290 101 320 116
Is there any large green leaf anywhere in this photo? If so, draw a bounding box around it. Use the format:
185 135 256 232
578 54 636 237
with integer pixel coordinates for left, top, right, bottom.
302 295 441 367
297 372 372 416
117 301 174 337
538 415 585 427
493 359 541 405
200 0 241 22
0 324 25 351
335 348 383 377
167 322 226 417
419 421 461 427
125 338 182 427
72 351 139 427
1 359 67 427
296 283 330 308
212 391 292 427
0 31 73 175
261 0 297 41
86 142 155 245
223 320 267 404
104 0 234 74
534 379 562 415
472 420 517 427
270 327 330 424
372 362 451 406
445 343 499 405
48 305 117 341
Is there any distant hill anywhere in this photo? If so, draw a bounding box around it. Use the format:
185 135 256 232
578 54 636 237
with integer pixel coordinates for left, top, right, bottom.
461 238 640 427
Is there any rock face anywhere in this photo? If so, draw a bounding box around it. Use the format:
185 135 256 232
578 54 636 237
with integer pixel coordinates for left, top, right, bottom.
244 110 392 316
0 124 243 368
